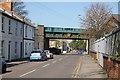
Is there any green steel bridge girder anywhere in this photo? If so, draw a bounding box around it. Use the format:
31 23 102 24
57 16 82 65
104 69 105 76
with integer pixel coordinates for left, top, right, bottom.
45 27 84 33
45 32 79 37
44 27 88 39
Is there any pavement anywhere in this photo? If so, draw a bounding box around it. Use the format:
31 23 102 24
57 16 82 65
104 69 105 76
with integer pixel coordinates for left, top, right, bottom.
79 55 107 78
3 53 107 78
6 58 29 68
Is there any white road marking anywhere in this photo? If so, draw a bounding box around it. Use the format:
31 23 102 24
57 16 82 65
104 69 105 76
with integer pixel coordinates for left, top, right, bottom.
20 69 36 77
52 61 57 63
42 64 50 68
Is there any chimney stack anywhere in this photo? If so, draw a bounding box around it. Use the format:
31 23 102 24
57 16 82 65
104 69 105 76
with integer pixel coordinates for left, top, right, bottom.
0 0 12 11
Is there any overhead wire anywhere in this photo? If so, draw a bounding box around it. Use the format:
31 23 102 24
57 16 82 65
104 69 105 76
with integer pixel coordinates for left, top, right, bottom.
26 2 79 27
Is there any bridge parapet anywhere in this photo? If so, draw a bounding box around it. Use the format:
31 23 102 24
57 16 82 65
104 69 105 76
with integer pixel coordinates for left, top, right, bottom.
45 27 89 39
45 27 84 33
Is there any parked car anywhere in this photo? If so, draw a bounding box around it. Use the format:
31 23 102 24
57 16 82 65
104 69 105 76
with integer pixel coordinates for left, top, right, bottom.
49 48 61 55
30 49 47 61
44 50 53 59
57 49 61 55
0 56 6 73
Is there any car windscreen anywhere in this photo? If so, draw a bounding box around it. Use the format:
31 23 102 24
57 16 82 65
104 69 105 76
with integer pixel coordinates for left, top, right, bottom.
44 50 49 52
31 51 41 53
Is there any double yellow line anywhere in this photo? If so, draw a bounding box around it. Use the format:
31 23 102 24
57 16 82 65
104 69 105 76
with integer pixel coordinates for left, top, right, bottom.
72 56 82 78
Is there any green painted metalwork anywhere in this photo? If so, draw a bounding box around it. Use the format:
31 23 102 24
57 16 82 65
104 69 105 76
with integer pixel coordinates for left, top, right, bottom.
44 27 87 39
45 27 84 33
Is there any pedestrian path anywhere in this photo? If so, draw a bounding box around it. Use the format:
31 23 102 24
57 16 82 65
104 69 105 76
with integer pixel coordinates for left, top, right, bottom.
79 55 107 78
6 59 29 68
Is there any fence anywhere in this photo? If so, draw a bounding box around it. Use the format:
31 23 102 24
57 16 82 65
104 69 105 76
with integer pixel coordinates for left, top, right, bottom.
90 28 120 61
90 28 120 78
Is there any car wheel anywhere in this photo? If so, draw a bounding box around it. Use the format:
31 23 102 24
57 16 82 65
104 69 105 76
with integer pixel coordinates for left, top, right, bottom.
42 56 46 61
45 56 47 61
51 55 53 59
50 56 53 59
45 59 47 61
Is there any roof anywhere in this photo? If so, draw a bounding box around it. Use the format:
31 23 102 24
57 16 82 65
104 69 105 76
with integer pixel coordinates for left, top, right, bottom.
0 7 36 28
112 14 120 22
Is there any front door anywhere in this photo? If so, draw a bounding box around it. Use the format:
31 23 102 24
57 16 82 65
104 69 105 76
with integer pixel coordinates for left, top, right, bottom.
8 41 11 61
20 42 23 59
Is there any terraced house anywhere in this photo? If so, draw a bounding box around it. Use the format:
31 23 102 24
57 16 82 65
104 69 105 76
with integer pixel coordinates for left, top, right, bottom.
24 21 35 58
0 3 35 61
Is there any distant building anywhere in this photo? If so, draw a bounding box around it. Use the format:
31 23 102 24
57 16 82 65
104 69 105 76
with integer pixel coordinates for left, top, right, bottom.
105 14 120 34
34 25 44 50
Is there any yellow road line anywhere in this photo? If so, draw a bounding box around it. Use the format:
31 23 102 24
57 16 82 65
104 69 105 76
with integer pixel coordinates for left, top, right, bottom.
72 56 82 78
72 61 79 78
74 57 82 78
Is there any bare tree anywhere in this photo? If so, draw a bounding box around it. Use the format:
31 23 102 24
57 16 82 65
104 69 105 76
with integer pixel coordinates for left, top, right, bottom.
12 0 28 17
81 2 112 39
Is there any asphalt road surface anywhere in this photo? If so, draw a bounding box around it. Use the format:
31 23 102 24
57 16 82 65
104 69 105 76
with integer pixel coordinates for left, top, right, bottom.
2 54 82 78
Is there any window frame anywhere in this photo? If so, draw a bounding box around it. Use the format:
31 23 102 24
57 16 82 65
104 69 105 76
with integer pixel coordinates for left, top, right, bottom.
2 17 5 33
15 21 18 36
8 19 12 34
15 42 17 54
1 40 4 56
25 25 27 37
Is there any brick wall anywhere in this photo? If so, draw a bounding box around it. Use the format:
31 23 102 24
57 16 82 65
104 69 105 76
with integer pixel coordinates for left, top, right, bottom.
103 57 120 79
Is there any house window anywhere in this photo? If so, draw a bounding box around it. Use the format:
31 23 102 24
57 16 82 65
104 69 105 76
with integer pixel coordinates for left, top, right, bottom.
8 19 11 34
25 25 27 37
25 43 27 55
20 24 23 36
1 40 4 56
2 17 5 32
8 41 11 61
32 29 34 39
15 22 18 36
29 43 31 51
15 42 17 54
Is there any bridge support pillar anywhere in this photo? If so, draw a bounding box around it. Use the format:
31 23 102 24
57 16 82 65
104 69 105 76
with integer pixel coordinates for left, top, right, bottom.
35 25 45 50
86 40 89 54
44 38 49 50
